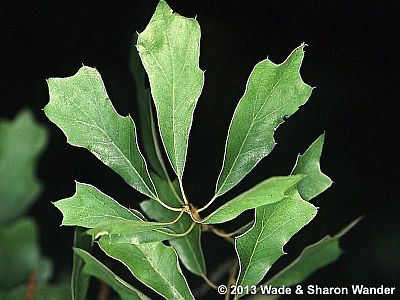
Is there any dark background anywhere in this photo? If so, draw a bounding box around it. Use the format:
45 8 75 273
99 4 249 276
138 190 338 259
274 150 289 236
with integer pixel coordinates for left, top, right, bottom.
1 0 398 299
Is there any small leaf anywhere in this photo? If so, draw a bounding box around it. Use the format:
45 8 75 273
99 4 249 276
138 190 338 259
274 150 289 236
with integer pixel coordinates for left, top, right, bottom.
74 248 150 300
99 239 194 300
216 45 312 197
291 134 332 200
71 227 92 300
45 66 157 198
137 0 204 178
267 218 361 287
54 182 142 228
141 173 206 277
0 110 48 224
202 175 304 224
235 191 317 291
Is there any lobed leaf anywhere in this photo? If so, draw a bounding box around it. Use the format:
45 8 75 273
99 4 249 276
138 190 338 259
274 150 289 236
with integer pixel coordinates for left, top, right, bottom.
235 191 317 291
291 134 332 200
53 182 142 228
141 173 206 277
74 248 149 300
267 218 361 287
202 175 304 224
45 66 157 198
137 0 204 178
99 238 194 300
216 45 313 197
0 110 48 224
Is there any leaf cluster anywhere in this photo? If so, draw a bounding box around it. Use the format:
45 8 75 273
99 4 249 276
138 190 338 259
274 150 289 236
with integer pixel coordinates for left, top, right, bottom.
44 1 359 299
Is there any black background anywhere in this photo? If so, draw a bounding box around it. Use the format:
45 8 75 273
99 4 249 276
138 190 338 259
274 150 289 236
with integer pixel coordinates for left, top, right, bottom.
1 1 398 299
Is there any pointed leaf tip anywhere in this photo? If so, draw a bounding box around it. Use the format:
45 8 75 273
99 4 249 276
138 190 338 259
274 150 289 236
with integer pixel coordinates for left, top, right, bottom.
137 0 204 178
215 45 313 197
45 66 157 198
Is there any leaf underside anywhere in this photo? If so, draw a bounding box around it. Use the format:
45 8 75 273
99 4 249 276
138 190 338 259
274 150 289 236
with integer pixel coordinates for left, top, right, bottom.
216 44 313 197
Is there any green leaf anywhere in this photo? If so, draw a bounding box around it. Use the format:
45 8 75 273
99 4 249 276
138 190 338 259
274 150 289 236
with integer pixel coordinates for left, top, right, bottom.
216 45 313 197
74 248 150 300
140 173 206 277
0 110 48 224
109 228 176 244
99 238 194 300
235 191 317 291
0 218 42 289
44 66 157 198
202 175 304 224
137 0 204 178
86 219 171 240
267 218 361 287
71 227 92 300
54 182 142 228
291 134 332 200
130 34 166 178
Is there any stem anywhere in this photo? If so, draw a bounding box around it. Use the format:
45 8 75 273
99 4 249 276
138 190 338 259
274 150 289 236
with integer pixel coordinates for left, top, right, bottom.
172 222 196 237
153 197 183 212
225 260 238 300
210 227 234 245
150 107 184 206
196 195 217 213
212 222 254 238
201 275 218 290
98 280 110 300
165 210 185 225
193 259 233 298
178 178 189 205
